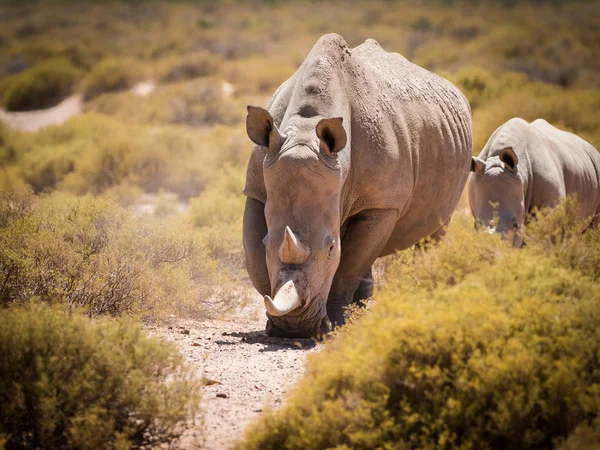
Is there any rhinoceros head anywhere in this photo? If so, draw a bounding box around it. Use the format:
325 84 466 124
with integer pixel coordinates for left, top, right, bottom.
469 147 525 247
246 106 347 337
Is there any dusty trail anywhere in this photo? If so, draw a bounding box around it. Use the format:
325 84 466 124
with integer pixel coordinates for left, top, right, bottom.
0 81 157 132
154 295 319 449
0 95 82 132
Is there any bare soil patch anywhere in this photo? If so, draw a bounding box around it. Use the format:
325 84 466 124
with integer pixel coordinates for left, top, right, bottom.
0 94 82 131
153 295 319 449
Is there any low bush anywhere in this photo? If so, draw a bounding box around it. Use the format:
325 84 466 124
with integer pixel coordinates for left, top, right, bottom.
0 304 200 449
85 78 243 127
188 164 246 268
2 114 248 199
448 67 529 110
0 193 230 319
224 56 297 94
81 59 139 100
0 58 81 111
0 181 37 228
239 205 600 450
556 418 600 450
159 52 221 83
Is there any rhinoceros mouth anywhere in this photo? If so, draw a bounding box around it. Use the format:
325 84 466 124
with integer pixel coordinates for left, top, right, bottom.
266 313 331 339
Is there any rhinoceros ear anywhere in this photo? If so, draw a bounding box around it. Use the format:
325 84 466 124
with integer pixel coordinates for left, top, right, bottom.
470 156 486 173
499 147 518 170
316 117 347 154
246 106 285 151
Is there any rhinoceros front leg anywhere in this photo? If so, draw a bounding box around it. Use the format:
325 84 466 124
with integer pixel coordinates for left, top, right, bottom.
327 208 398 327
243 198 271 297
352 267 374 304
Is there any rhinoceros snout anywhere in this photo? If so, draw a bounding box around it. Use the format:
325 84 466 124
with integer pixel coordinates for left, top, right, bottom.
265 314 332 339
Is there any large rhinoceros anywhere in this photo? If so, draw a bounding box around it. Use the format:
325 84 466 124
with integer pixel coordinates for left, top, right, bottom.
243 34 473 337
469 118 600 247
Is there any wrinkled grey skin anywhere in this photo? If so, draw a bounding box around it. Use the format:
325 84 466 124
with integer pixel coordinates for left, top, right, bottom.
243 34 472 338
469 118 600 247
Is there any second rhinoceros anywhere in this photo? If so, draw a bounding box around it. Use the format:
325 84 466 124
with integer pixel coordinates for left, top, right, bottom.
243 34 473 337
469 118 600 247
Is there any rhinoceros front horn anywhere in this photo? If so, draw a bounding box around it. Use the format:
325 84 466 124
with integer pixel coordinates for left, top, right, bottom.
278 226 311 265
264 279 301 316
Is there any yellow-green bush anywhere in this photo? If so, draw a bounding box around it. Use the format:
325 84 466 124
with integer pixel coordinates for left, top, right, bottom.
159 51 221 83
0 181 37 228
0 58 81 111
85 78 243 127
0 304 200 449
81 59 139 100
1 114 248 199
188 164 246 268
0 192 229 319
447 68 529 110
556 418 600 450
239 207 600 450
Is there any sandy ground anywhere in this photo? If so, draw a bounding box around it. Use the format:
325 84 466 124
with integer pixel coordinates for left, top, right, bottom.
0 94 83 131
152 294 319 449
0 81 158 132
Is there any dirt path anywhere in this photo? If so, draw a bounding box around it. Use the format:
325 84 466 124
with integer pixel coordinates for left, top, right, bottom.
0 95 82 132
0 81 157 132
154 294 319 449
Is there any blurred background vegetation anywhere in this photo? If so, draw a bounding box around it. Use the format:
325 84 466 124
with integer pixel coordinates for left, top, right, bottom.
0 0 599 448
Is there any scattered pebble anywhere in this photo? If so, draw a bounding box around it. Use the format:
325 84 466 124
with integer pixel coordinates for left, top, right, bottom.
216 393 228 398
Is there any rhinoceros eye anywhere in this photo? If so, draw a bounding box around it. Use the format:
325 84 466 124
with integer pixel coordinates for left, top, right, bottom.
325 235 335 256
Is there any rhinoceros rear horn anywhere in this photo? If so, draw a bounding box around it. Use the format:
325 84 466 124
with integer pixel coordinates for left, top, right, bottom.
316 117 347 154
278 226 311 265
246 106 284 152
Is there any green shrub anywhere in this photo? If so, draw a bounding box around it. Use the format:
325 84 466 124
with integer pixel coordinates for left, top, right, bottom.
524 196 600 281
0 193 230 319
239 207 600 450
556 418 600 450
85 78 243 128
447 68 529 110
2 114 247 199
0 181 37 228
81 59 139 100
159 52 221 83
0 304 200 449
188 164 246 268
0 58 81 111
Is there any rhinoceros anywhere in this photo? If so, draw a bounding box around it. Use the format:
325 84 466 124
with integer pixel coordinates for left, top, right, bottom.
469 118 600 246
243 34 473 337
